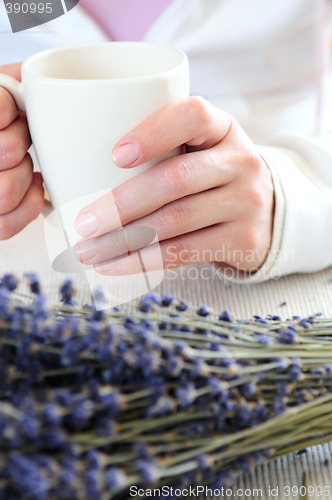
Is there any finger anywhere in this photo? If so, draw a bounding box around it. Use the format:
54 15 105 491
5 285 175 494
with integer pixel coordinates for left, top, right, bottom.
132 185 245 242
75 147 238 238
112 96 232 168
74 225 157 265
0 87 19 130
0 154 34 215
75 186 244 265
0 174 44 240
0 115 31 170
0 63 22 81
94 224 234 276
94 217 269 276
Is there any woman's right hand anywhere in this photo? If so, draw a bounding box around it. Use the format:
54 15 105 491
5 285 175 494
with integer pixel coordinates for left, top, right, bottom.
0 63 44 240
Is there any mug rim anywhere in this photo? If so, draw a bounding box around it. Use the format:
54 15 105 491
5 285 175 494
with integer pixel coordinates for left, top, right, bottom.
22 41 188 83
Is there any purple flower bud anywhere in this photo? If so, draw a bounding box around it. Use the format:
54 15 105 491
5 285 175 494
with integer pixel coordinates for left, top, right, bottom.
147 395 175 416
0 287 10 315
197 454 212 471
267 314 281 321
85 470 101 498
160 293 175 307
180 324 193 332
1 273 18 291
24 272 41 294
97 388 123 416
279 328 298 344
60 279 76 305
218 310 233 322
138 298 154 313
255 318 270 325
176 382 197 408
288 365 303 382
213 470 235 489
134 443 151 460
40 426 65 450
158 321 168 330
86 450 103 471
311 368 322 375
135 459 160 484
42 404 62 426
105 467 127 491
96 416 116 438
175 300 188 312
239 381 257 397
54 389 73 408
299 320 312 329
208 377 226 396
197 305 212 317
174 341 190 356
7 454 49 498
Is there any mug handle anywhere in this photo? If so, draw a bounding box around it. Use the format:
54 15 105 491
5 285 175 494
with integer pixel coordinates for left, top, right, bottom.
0 74 53 217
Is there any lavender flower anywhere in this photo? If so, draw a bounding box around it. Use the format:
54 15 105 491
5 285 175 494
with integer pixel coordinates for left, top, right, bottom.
1 273 18 291
24 271 41 294
60 278 77 306
197 305 212 317
0 273 331 498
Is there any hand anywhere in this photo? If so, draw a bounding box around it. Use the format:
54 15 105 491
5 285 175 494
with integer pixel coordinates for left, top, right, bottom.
0 63 44 240
74 97 274 277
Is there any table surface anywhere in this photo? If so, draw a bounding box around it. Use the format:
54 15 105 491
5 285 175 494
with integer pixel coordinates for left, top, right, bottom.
1 215 332 499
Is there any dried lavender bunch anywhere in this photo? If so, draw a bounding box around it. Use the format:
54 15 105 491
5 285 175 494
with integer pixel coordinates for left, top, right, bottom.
0 273 331 499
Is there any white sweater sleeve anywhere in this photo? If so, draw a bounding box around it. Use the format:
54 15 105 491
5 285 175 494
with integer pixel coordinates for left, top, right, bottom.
235 132 332 283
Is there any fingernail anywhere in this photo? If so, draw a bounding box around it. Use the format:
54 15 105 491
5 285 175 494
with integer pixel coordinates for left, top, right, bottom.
75 212 99 237
74 239 97 264
112 143 140 167
95 261 119 275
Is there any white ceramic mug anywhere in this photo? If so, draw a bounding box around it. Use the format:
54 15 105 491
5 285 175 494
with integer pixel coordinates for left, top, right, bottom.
0 42 189 214
0 42 189 307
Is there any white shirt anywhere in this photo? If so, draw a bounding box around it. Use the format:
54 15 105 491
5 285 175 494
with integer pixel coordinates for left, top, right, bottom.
0 0 331 281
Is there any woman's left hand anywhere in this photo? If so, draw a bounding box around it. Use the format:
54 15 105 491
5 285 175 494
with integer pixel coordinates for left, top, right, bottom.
74 97 274 277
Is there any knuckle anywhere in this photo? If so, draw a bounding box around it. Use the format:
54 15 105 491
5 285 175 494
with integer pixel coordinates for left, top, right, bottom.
156 157 195 196
225 140 262 173
0 177 18 214
158 202 189 229
230 146 254 170
0 133 24 169
110 228 126 251
188 95 209 115
246 183 267 211
187 96 214 127
246 149 265 174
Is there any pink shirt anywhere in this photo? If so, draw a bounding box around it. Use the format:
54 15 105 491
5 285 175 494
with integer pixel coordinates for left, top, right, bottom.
79 0 173 41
